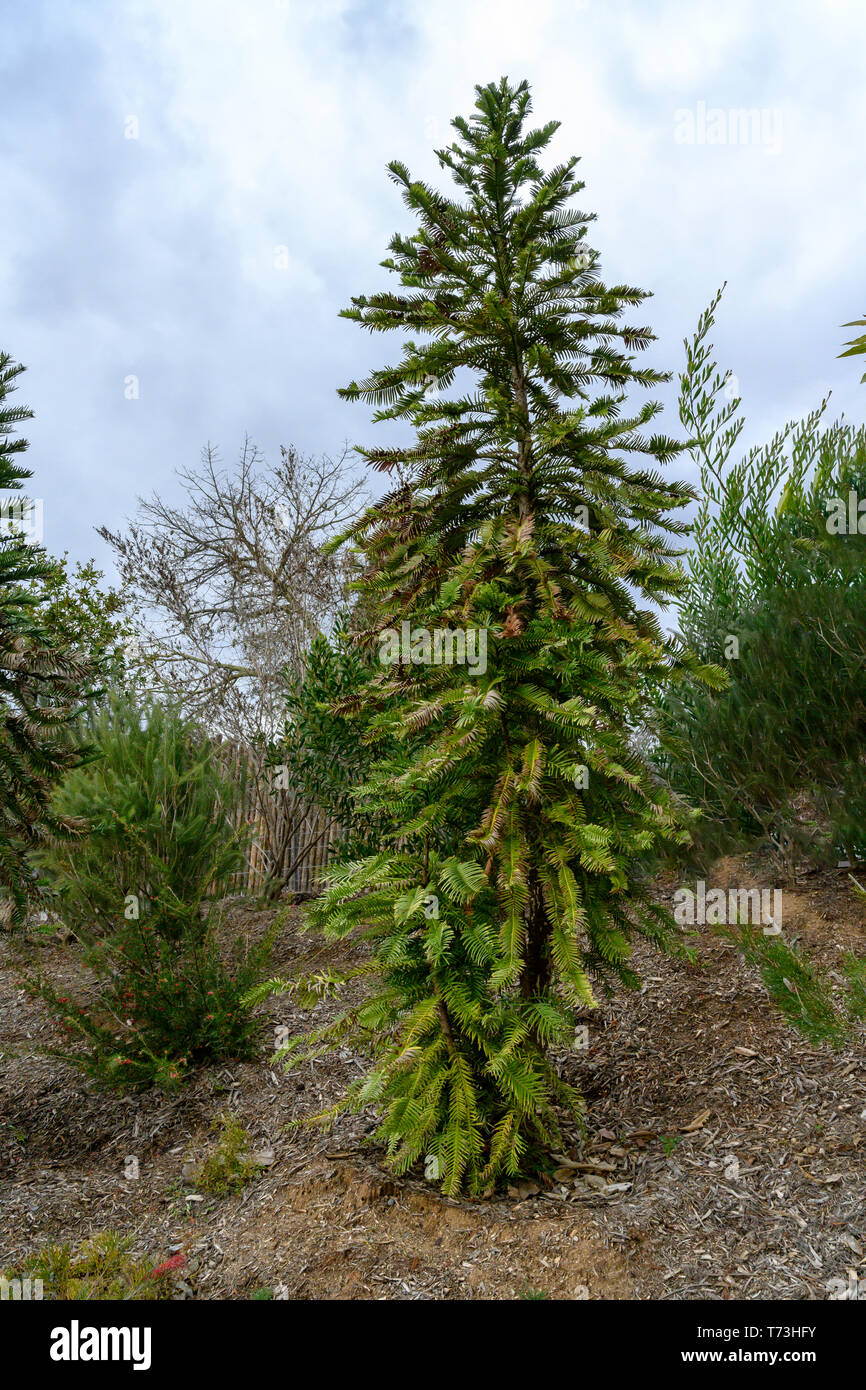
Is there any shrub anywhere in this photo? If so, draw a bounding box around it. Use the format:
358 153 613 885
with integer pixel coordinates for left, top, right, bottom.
654 289 866 871
651 295 866 1044
30 911 276 1089
279 619 395 857
192 1112 260 1195
33 692 248 937
7 1231 184 1300
27 693 276 1088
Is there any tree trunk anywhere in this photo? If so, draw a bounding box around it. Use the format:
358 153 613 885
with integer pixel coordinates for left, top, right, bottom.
520 861 552 998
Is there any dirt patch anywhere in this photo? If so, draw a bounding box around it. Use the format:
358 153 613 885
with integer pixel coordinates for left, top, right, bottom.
218 1159 629 1299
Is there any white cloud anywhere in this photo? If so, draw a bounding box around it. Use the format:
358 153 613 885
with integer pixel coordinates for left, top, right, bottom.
1 0 863 574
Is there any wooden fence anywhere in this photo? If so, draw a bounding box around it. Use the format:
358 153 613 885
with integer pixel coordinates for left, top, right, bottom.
213 738 340 898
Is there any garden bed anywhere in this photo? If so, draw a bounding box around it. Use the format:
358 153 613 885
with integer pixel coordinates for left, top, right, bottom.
1 861 864 1301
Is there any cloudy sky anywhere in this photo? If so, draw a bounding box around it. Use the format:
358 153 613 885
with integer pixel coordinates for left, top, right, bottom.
2 0 864 582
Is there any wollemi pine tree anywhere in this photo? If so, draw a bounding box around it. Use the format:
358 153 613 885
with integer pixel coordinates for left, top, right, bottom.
260 78 722 1194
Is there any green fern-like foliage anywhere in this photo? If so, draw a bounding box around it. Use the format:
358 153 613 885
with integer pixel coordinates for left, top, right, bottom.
0 353 93 923
286 78 717 1195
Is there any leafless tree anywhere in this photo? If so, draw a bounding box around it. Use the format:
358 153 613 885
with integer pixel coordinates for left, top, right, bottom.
99 439 367 894
100 439 364 737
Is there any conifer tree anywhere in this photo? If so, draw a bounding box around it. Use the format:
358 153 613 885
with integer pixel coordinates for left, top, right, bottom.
0 353 92 923
272 79 721 1193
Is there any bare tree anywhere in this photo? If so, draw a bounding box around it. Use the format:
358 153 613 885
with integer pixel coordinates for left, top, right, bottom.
100 439 364 735
99 439 367 894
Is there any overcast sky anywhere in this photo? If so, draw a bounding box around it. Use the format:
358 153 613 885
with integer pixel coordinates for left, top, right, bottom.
2 0 864 584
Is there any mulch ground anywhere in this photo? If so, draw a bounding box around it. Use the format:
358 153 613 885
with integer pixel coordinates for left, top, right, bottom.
1 857 864 1300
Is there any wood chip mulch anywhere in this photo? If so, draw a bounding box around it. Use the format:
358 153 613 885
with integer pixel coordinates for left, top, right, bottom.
1 857 863 1300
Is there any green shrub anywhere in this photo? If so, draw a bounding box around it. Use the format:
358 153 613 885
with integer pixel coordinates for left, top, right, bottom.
7 1231 183 1300
192 1112 260 1195
33 692 248 936
279 619 393 858
30 911 276 1088
27 694 276 1088
649 293 866 1045
654 289 866 870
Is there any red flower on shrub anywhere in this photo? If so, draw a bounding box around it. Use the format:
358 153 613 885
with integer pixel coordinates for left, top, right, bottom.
151 1253 186 1279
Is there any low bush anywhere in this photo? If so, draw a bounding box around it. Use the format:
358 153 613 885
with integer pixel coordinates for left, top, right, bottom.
6 1231 185 1300
27 693 276 1088
654 290 866 873
192 1112 261 1195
